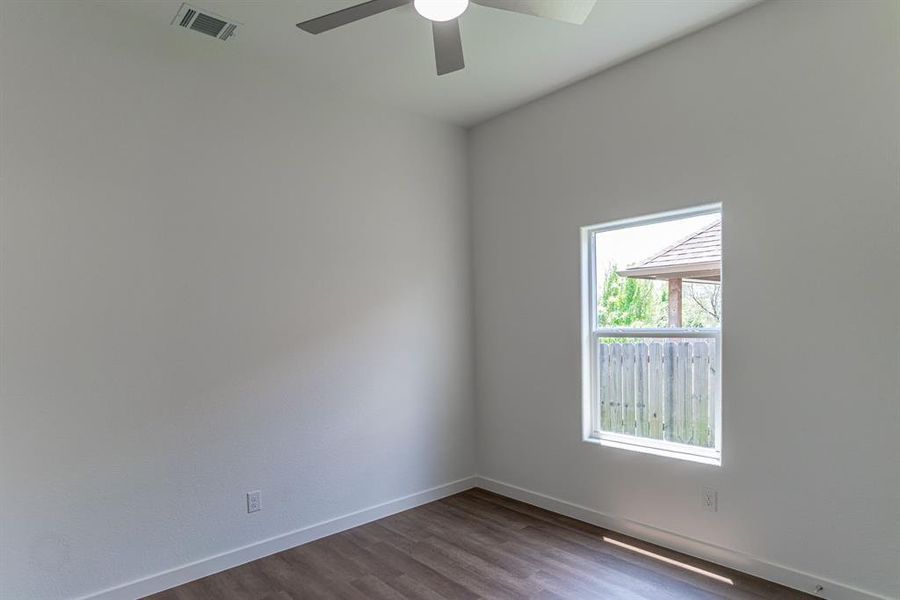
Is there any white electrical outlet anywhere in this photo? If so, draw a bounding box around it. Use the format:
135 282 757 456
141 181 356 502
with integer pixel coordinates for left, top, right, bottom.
701 486 717 512
247 490 261 513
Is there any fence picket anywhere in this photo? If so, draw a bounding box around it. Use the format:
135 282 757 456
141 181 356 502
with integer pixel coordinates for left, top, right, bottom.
648 343 663 439
709 337 718 447
610 344 622 432
635 343 649 437
678 343 692 443
693 343 709 446
623 344 636 435
598 343 609 432
672 342 684 443
664 341 676 442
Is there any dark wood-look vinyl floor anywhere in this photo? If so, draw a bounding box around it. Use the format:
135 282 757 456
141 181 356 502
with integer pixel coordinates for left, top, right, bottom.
145 488 815 600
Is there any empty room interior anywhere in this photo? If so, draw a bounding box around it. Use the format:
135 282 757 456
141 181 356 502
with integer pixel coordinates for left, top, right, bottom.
1 0 899 599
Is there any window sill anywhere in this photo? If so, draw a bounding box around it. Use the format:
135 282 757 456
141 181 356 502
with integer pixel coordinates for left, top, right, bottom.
584 432 721 466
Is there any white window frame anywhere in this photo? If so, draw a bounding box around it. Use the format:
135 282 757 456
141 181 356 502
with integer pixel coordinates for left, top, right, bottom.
580 203 723 466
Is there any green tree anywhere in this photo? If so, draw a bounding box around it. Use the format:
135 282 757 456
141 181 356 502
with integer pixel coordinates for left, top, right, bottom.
598 265 666 329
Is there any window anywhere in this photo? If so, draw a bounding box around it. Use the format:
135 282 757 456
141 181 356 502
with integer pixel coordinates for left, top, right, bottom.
581 204 722 465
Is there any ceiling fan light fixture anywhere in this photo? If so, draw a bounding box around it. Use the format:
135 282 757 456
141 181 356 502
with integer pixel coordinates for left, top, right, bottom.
413 0 469 22
296 0 599 76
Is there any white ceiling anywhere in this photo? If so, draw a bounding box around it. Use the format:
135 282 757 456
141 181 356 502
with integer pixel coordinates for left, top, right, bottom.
110 0 760 127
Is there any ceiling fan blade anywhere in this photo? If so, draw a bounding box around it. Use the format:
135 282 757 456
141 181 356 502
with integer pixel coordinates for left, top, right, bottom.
432 18 464 75
297 0 410 34
471 0 596 24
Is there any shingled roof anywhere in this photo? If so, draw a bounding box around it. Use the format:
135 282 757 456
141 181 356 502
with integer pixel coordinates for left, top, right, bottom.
617 219 721 282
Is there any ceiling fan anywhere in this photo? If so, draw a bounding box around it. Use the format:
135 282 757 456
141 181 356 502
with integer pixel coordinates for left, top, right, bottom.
296 0 597 76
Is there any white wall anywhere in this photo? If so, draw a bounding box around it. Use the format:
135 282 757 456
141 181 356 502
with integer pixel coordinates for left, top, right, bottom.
469 1 900 598
0 2 474 599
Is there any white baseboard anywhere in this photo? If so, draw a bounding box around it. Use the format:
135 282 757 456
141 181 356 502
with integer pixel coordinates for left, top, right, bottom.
475 476 892 600
74 474 891 600
76 476 478 600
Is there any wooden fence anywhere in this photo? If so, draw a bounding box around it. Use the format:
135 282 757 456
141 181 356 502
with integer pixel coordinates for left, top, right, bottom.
597 339 716 447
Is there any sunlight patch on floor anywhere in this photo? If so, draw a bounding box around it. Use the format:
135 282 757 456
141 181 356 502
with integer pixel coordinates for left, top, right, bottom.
603 537 734 585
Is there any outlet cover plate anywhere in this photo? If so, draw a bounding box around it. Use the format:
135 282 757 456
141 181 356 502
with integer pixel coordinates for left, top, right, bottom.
702 486 717 512
247 490 261 513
